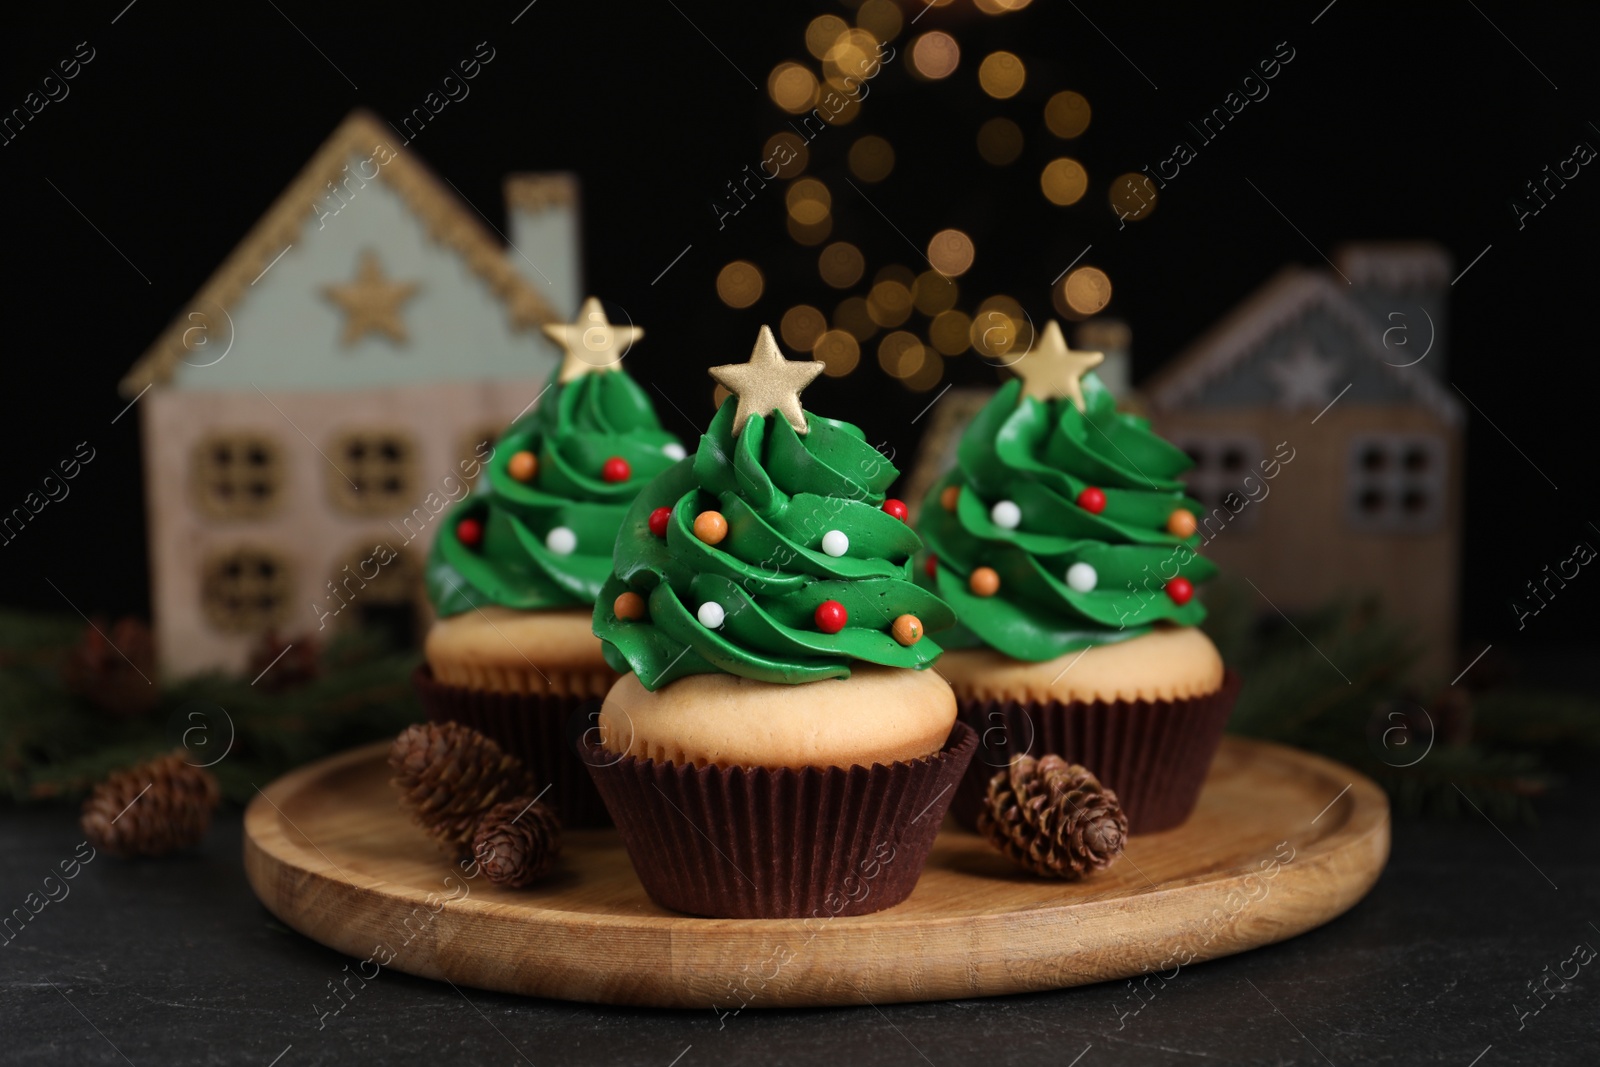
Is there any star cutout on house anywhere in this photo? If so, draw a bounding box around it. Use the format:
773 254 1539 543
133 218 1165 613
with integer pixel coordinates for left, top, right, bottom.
709 326 824 436
1011 320 1104 411
1267 345 1342 411
542 296 644 382
322 251 420 346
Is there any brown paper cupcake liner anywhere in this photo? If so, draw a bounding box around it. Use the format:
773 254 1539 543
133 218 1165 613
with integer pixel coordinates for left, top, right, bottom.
412 665 615 829
582 722 977 919
950 669 1241 835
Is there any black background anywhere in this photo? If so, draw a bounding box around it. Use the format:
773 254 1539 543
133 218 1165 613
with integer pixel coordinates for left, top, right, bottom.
2 1 1595 663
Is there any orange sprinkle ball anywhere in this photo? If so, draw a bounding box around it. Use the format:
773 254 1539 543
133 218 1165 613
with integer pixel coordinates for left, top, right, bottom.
613 591 647 621
892 614 923 646
1167 508 1197 538
693 510 729 545
969 567 1000 597
507 450 538 482
940 485 961 511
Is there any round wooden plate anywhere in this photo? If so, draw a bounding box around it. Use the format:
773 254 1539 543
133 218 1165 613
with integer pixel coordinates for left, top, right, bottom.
244 736 1388 1008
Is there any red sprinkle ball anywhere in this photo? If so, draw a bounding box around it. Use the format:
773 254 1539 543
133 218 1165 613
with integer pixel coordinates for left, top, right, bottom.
814 599 848 634
924 554 938 578
648 506 672 538
456 517 484 547
1076 486 1107 514
602 456 631 483
882 498 909 522
1166 577 1194 605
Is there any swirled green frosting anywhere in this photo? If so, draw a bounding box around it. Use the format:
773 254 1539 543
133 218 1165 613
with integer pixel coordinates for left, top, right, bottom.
426 371 684 617
594 402 955 689
917 375 1215 661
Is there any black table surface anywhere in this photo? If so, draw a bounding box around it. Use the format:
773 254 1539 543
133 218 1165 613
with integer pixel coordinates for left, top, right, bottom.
3 770 1596 1067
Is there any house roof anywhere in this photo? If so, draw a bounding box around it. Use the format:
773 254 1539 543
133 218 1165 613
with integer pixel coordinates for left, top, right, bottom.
121 109 561 397
1142 266 1463 425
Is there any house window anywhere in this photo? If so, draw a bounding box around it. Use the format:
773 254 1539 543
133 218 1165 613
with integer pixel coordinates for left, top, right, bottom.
328 430 417 516
1172 435 1264 527
192 433 282 519
1346 434 1447 532
201 547 292 633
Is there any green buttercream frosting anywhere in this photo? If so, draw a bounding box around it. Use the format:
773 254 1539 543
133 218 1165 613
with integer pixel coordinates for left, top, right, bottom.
594 402 956 689
426 370 684 616
917 374 1215 661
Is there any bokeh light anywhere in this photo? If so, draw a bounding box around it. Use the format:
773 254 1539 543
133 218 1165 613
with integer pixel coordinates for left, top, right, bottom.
716 261 763 308
781 305 827 351
878 331 926 378
806 15 849 59
823 29 880 90
971 295 1033 359
911 32 960 79
978 52 1026 99
768 63 819 114
1044 91 1092 138
1040 158 1088 206
904 349 944 391
848 136 896 182
762 132 809 179
977 117 1024 165
819 242 866 288
930 309 972 354
821 92 862 126
835 296 877 340
1061 266 1113 316
914 270 959 315
785 178 832 225
926 230 975 277
813 329 861 377
787 215 833 245
1108 172 1158 222
868 279 914 327
856 0 903 42
876 264 917 287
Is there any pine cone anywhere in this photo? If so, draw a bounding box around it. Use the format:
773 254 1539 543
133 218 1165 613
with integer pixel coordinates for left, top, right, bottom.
472 798 562 888
62 617 158 717
80 750 221 858
977 755 1128 879
388 722 536 856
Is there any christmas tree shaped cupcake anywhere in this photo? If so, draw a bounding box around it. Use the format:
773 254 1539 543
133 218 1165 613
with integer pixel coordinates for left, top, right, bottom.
417 298 685 827
919 321 1239 833
585 327 975 919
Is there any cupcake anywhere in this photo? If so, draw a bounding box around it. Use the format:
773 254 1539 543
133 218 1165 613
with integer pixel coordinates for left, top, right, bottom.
417 297 685 827
585 327 975 919
918 321 1239 834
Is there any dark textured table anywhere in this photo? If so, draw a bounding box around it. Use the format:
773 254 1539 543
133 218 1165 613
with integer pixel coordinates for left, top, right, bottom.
3 770 1595 1067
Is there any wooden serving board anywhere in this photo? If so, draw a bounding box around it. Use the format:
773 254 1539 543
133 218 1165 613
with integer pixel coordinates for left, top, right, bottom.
244 736 1388 1008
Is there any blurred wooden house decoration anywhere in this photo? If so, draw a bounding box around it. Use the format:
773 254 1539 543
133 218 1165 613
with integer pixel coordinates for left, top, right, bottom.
1143 242 1463 672
121 109 583 677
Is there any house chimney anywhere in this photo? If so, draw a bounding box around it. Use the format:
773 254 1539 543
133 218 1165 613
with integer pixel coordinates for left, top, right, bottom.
504 173 583 320
1074 318 1132 398
1333 242 1451 378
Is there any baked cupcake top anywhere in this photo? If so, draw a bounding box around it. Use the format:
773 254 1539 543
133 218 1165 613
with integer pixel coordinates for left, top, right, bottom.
918 321 1215 662
594 326 954 690
426 299 684 617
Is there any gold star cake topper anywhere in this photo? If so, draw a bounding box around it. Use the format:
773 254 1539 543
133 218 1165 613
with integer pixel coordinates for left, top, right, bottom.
323 251 420 345
709 325 825 436
542 296 645 382
1012 320 1104 411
